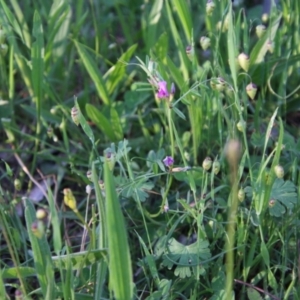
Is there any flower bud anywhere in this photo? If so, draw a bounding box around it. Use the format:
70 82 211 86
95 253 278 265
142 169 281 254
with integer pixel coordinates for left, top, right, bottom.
31 221 43 239
0 43 8 56
186 44 194 61
63 188 77 212
206 0 215 16
14 179 21 191
236 120 246 132
99 179 105 190
0 28 6 44
269 199 276 207
256 25 266 39
163 204 169 213
238 188 245 202
47 126 54 139
86 170 92 181
223 14 230 31
15 289 23 300
71 106 80 126
274 165 284 178
86 184 92 194
200 36 211 51
202 157 212 171
238 53 250 72
267 39 274 54
215 77 226 92
262 13 269 23
213 160 221 175
36 208 47 220
246 83 257 100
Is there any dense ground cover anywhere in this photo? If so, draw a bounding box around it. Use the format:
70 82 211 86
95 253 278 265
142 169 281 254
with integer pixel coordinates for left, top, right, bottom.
0 0 300 299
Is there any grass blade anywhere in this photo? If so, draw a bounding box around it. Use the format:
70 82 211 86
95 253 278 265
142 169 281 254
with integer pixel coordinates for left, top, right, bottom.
104 159 134 300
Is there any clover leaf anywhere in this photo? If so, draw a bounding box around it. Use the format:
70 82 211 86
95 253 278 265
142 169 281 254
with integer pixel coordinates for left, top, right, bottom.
269 179 297 217
161 238 211 278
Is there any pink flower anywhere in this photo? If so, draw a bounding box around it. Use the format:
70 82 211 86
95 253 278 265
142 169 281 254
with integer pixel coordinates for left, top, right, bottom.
163 156 174 167
156 81 169 99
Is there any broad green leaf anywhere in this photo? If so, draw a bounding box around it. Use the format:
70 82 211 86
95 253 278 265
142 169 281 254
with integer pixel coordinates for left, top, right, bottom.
2 267 36 279
269 179 297 217
162 238 211 278
75 99 95 146
247 288 263 300
110 107 123 141
85 103 116 141
249 14 281 66
74 41 110 105
51 249 107 270
105 44 137 95
104 160 133 300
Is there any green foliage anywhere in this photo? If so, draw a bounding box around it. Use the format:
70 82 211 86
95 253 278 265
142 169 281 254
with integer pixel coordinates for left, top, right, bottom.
1 0 300 299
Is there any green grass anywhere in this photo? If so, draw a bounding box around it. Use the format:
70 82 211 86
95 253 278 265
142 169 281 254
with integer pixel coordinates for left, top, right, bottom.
1 0 300 299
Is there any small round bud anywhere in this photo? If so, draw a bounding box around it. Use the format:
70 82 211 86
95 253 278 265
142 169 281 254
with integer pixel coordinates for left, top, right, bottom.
186 44 194 61
86 170 92 181
163 204 169 213
267 39 274 54
238 53 250 72
99 180 105 190
71 106 80 126
215 77 226 92
206 0 215 16
47 126 53 138
208 220 214 228
269 199 276 207
14 179 22 191
225 86 234 98
213 161 221 175
246 83 257 100
262 13 269 23
236 120 246 132
202 157 212 171
274 165 284 178
256 25 266 39
0 43 8 56
238 188 245 202
31 221 43 239
200 36 211 51
36 209 47 220
86 184 92 195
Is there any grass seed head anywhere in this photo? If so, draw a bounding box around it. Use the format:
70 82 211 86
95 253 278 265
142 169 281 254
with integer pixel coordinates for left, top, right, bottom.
206 0 215 16
246 83 257 100
71 106 80 126
256 24 266 38
213 160 221 175
200 36 211 50
238 188 245 202
274 165 284 178
238 52 250 72
14 178 21 191
202 157 212 171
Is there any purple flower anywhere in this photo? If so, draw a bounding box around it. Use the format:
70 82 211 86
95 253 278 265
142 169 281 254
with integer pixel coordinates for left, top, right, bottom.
163 156 174 167
156 81 169 99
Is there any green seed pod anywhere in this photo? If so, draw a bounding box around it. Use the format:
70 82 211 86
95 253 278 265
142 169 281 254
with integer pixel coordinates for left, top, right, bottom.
14 178 21 191
0 28 6 44
36 209 47 220
256 24 266 38
86 170 92 181
202 157 212 171
213 160 221 175
238 53 250 72
237 120 246 132
71 106 80 126
246 83 257 100
200 36 211 51
238 188 245 202
206 0 215 16
0 43 8 56
274 165 284 178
